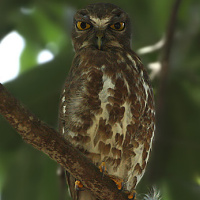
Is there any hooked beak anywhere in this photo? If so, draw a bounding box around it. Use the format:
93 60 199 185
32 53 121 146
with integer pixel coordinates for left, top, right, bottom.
96 32 104 50
97 37 102 50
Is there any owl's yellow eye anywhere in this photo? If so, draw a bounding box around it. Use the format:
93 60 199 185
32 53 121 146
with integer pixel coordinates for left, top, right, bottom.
110 22 125 31
76 21 91 30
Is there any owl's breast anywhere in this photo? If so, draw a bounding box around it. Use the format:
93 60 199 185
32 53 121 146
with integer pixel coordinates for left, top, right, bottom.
61 51 155 191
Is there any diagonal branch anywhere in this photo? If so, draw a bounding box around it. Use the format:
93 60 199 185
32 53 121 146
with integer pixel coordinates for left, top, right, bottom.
0 83 127 200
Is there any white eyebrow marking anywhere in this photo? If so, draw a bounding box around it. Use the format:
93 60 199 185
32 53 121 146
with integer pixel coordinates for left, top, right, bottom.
90 16 110 27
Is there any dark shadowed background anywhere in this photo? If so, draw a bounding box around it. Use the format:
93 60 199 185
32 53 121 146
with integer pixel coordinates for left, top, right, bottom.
0 0 200 200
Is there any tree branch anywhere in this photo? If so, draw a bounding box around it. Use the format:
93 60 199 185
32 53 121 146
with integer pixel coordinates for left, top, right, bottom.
0 83 127 200
157 0 182 116
149 0 182 182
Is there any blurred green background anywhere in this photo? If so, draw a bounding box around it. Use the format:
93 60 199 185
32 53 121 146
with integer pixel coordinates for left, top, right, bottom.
0 0 200 199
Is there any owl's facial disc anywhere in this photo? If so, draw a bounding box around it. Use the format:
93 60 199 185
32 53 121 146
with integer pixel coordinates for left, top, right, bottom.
72 4 131 51
73 18 126 51
90 17 126 50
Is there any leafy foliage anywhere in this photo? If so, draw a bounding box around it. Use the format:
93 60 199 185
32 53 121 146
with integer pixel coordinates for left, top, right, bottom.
0 0 200 199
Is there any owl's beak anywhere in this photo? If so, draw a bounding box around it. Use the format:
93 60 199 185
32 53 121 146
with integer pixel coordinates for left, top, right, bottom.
96 32 104 50
97 37 102 50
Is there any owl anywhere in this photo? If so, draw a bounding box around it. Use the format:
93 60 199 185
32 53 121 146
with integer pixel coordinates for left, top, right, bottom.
59 3 155 200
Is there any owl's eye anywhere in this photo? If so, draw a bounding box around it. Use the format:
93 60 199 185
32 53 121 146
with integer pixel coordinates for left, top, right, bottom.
110 22 125 31
76 21 91 30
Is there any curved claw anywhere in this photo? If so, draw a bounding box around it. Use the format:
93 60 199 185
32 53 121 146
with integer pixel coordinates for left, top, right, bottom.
75 180 84 191
99 161 107 174
126 190 136 200
99 161 136 199
109 175 124 190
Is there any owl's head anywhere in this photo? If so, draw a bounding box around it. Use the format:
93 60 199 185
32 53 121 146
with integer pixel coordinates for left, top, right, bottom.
72 3 131 52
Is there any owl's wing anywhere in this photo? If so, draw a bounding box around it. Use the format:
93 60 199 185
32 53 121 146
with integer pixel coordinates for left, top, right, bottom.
66 171 97 200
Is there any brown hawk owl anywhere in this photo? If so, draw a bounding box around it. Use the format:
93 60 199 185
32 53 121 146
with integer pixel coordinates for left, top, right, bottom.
59 3 155 200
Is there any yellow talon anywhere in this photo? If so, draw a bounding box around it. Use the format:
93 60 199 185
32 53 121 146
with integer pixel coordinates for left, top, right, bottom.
127 190 136 200
75 180 84 190
109 175 124 190
99 162 124 191
99 161 107 173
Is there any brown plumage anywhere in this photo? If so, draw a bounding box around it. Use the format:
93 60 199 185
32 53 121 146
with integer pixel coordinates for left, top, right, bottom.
59 3 155 200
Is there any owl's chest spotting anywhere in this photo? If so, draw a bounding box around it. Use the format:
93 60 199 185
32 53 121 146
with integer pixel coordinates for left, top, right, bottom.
61 51 155 190
67 55 151 148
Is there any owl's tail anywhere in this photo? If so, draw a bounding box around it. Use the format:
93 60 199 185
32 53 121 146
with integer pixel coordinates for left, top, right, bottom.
66 171 98 200
142 187 161 200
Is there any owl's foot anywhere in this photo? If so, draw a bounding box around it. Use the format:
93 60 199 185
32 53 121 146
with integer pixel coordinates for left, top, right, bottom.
99 162 123 190
75 180 84 191
109 175 124 190
99 161 107 174
125 190 136 200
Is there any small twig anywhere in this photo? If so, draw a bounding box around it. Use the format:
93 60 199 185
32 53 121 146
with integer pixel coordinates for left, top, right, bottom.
0 83 127 200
